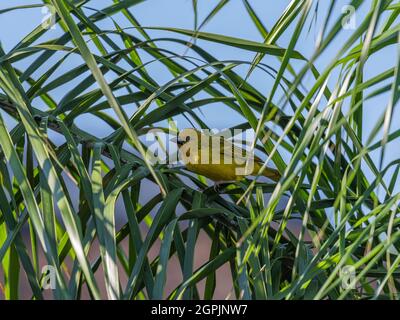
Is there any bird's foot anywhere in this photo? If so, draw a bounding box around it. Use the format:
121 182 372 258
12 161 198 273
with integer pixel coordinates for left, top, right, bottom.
213 181 226 193
213 181 224 193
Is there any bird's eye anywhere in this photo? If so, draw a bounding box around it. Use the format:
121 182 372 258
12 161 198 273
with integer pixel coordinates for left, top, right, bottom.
185 136 190 142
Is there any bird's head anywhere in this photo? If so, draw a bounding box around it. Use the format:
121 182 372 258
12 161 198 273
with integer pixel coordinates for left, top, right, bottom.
173 128 202 149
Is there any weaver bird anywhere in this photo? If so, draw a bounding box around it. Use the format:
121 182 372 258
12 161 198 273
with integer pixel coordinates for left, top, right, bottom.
174 128 280 184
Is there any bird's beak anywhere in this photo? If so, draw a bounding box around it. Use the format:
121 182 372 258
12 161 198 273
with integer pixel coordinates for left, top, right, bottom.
171 136 184 146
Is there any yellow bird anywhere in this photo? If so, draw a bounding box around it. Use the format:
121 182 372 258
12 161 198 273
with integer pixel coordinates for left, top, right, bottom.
175 128 280 183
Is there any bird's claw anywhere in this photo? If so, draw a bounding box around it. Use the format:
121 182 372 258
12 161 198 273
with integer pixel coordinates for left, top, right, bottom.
213 182 223 193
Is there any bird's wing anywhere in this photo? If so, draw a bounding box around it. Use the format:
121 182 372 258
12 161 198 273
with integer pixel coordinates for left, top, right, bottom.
210 134 263 164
